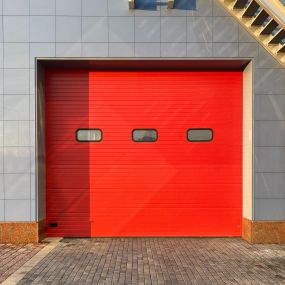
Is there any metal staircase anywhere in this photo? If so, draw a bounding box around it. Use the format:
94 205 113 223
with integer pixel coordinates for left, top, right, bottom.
218 0 285 66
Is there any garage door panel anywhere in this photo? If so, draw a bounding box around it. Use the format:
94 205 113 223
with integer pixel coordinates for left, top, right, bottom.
83 165 241 184
47 148 242 164
88 101 241 112
86 112 241 126
47 176 90 189
90 208 241 236
47 217 91 237
47 194 89 213
48 148 241 165
49 186 90 193
90 187 242 208
46 69 242 237
89 72 241 97
85 148 242 164
47 153 240 165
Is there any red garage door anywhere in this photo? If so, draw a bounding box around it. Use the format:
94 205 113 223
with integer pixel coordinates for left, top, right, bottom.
46 68 242 237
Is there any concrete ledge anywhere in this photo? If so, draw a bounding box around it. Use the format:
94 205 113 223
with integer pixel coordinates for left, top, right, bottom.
243 217 285 244
0 220 46 244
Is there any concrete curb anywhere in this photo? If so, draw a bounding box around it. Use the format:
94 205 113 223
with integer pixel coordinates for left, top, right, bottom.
1 238 62 285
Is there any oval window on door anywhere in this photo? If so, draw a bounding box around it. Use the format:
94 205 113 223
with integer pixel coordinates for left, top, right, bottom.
76 129 102 142
187 129 213 142
132 129 158 142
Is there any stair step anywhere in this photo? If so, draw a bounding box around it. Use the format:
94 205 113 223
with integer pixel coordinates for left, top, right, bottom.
270 43 285 53
260 19 279 35
252 9 269 26
278 45 285 53
269 29 285 44
243 1 259 17
233 0 248 9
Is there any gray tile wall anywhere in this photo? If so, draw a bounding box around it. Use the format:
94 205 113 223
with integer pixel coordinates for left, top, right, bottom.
0 0 284 222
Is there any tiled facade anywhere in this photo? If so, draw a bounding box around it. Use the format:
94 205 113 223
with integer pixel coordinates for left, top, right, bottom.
0 0 284 228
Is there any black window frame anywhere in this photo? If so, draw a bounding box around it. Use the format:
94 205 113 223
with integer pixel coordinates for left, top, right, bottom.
132 129 158 142
76 128 103 142
186 128 213 142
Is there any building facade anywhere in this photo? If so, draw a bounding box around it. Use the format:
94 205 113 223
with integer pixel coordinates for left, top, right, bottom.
0 0 284 243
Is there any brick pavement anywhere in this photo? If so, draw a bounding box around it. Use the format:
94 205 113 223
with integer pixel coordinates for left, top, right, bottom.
0 243 45 283
18 238 285 285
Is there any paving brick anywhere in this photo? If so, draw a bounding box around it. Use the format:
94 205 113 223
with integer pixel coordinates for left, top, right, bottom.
0 243 45 283
17 238 285 285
